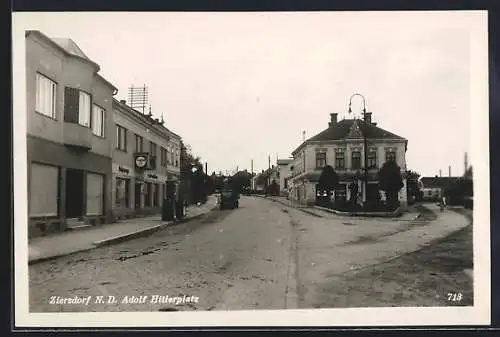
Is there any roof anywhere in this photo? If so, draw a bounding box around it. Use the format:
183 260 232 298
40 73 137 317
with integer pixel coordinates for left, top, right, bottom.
309 118 405 142
26 30 118 92
291 118 406 155
420 177 462 188
277 159 293 165
112 98 181 140
51 38 92 61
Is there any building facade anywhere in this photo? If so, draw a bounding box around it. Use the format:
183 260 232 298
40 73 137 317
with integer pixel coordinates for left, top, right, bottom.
112 99 182 219
26 31 118 237
276 158 293 195
287 112 409 209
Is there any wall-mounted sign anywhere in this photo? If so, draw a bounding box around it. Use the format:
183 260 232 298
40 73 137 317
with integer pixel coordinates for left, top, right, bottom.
135 153 149 170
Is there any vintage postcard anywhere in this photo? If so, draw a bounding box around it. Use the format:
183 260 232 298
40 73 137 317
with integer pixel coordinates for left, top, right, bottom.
12 10 490 327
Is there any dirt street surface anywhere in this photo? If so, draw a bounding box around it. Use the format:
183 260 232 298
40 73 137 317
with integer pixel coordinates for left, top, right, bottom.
29 197 472 312
30 196 295 312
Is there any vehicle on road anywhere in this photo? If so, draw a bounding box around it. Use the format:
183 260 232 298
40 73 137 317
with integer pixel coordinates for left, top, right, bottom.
220 189 239 210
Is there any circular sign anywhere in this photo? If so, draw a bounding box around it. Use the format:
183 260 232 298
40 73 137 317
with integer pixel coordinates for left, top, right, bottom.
135 156 147 168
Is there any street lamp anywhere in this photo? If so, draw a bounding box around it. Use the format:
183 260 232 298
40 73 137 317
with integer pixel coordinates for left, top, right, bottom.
348 93 368 204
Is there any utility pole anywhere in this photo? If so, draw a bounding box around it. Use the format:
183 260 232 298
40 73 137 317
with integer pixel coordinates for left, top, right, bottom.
268 155 271 194
251 159 254 190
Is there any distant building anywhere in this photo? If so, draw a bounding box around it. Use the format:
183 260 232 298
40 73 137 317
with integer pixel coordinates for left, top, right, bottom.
112 99 182 219
419 176 468 202
287 112 409 209
277 158 293 195
26 31 118 237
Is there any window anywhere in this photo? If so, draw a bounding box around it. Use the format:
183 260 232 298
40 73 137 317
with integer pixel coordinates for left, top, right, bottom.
160 147 167 167
351 150 361 169
166 145 171 165
91 104 105 137
170 146 175 165
35 73 57 118
78 91 91 127
64 87 93 127
135 134 143 153
386 148 397 162
367 147 377 169
316 152 327 169
175 147 179 167
29 163 59 217
335 148 345 169
116 125 127 151
115 178 130 208
86 172 104 216
150 141 157 156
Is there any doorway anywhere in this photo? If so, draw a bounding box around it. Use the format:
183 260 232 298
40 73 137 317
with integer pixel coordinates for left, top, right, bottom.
65 168 84 218
134 182 142 209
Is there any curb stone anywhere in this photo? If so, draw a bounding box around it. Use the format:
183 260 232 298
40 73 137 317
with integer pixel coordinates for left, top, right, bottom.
28 247 97 266
28 212 210 265
93 211 210 247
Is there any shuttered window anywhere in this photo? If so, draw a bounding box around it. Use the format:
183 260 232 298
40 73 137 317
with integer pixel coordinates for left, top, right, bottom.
63 86 92 128
64 87 80 123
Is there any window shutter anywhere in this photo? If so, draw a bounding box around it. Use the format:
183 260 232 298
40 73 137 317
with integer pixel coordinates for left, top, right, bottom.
64 87 79 123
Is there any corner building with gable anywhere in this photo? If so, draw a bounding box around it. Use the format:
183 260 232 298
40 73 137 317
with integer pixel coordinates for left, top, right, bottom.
287 112 409 210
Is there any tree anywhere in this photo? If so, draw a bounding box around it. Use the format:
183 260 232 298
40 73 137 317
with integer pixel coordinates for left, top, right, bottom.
406 170 421 203
179 141 204 204
256 170 270 187
377 160 404 208
231 170 252 193
318 165 339 191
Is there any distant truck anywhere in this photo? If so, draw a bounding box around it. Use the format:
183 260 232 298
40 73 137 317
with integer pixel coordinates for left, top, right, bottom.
219 189 239 210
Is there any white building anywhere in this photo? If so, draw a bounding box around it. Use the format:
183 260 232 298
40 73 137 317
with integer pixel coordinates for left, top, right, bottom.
276 158 293 195
287 112 408 210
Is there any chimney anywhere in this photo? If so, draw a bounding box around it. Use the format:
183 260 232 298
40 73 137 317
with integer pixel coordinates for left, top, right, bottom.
120 100 126 104
449 166 451 177
329 113 338 127
364 112 372 124
439 169 442 177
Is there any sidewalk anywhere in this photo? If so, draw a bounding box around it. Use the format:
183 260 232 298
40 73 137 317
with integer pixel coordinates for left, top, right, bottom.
28 198 215 265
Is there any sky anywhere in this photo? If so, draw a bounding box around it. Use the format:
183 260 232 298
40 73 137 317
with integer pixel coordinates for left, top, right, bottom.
15 11 487 177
